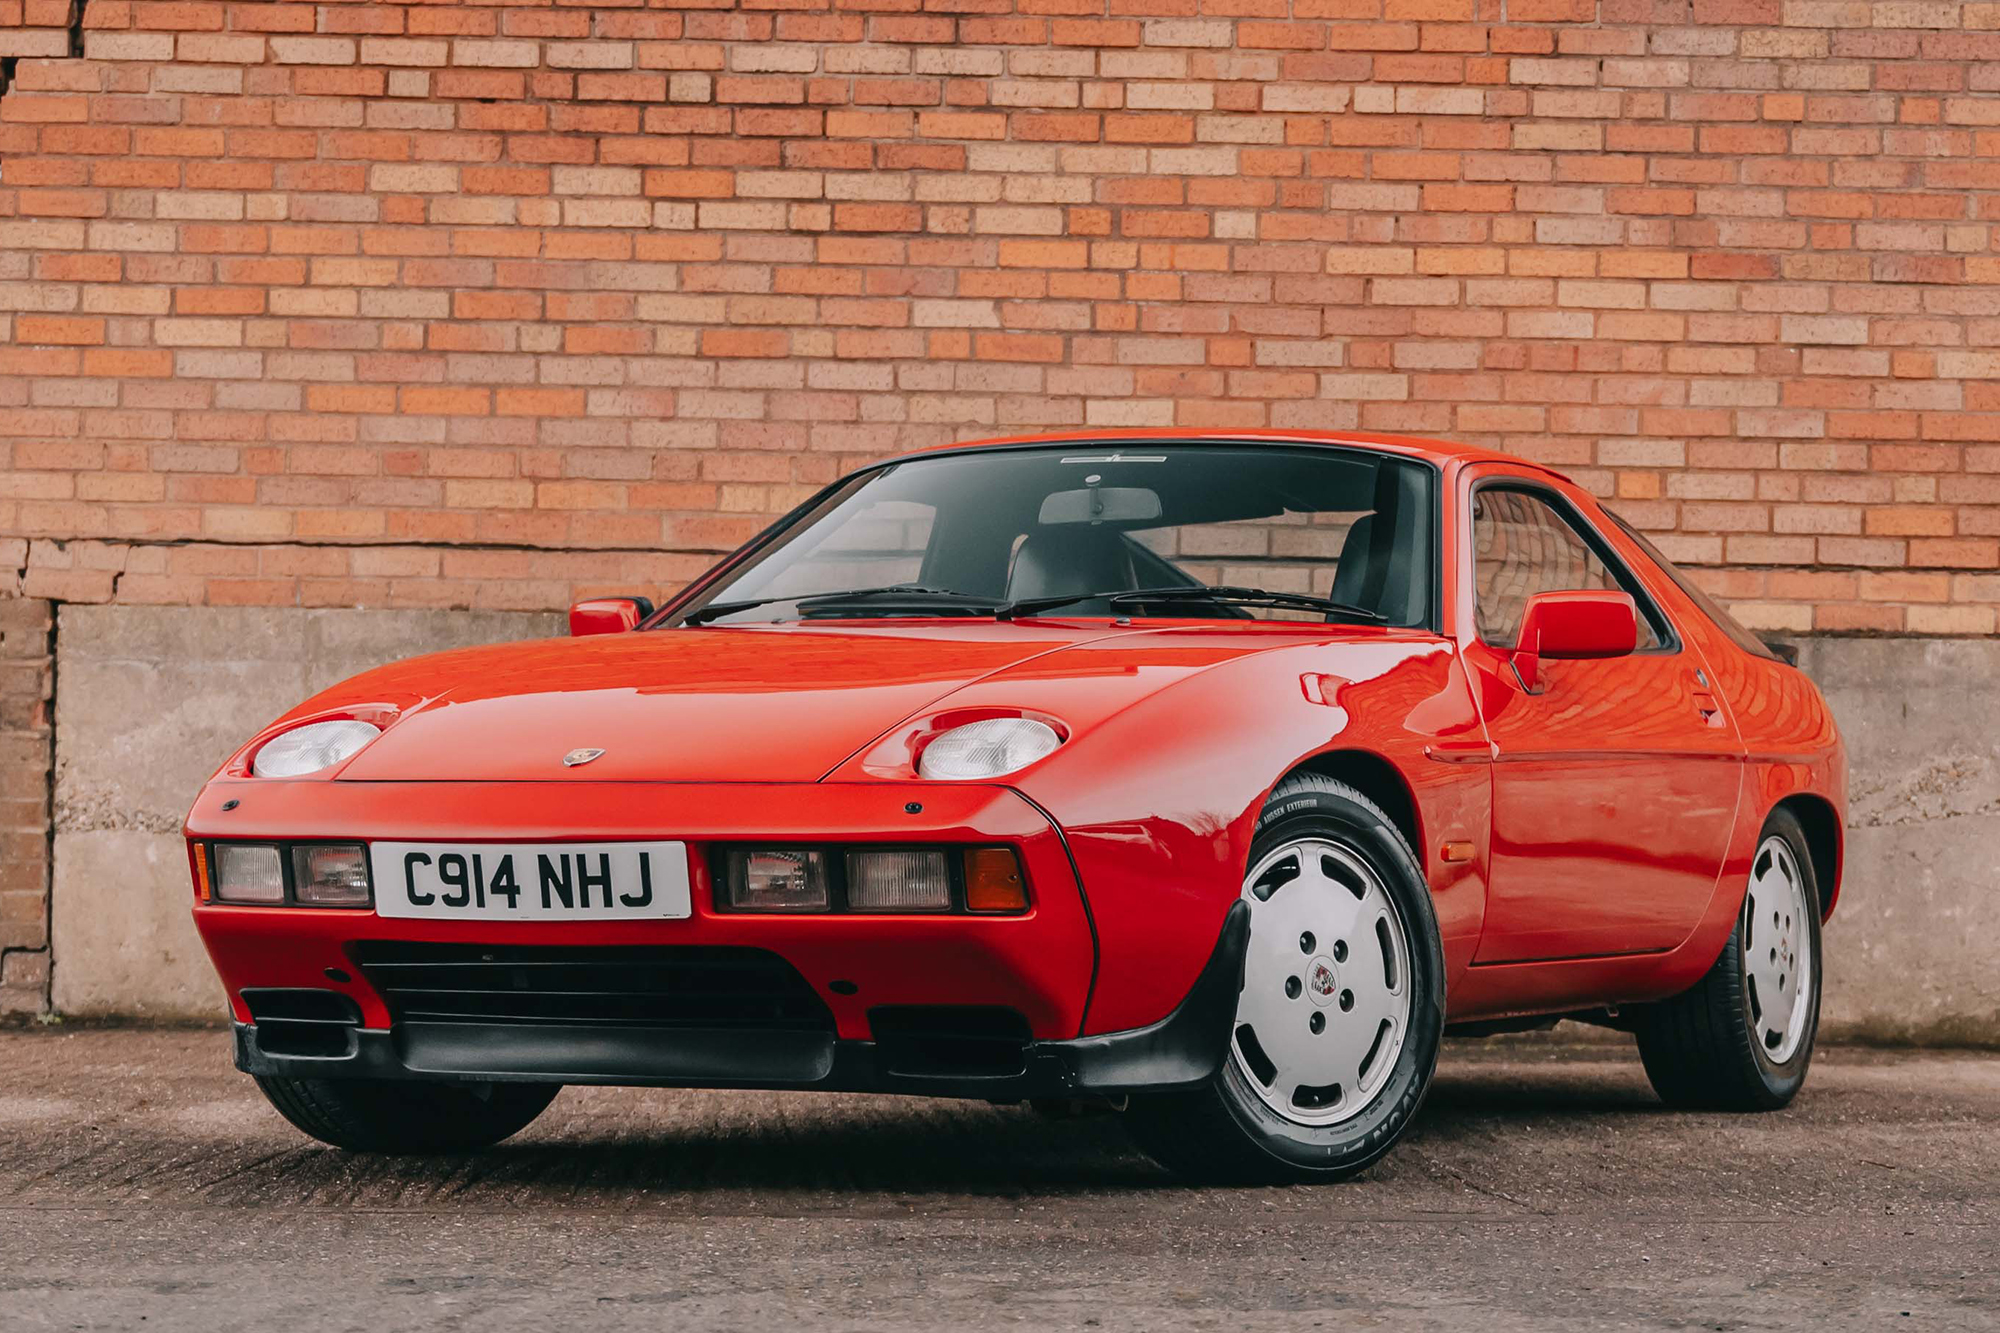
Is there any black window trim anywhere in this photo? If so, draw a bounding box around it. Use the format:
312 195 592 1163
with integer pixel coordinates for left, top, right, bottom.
1467 477 1683 657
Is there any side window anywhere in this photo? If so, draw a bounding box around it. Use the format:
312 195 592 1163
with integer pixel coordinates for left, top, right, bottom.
1472 488 1665 651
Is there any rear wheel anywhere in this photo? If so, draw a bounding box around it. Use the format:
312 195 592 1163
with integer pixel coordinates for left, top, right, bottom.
1634 806 1823 1110
255 1076 560 1152
1123 775 1445 1184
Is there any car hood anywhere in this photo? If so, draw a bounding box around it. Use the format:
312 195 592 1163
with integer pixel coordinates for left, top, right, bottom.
325 622 1162 783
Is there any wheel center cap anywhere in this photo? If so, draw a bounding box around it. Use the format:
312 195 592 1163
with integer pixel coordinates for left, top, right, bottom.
1306 956 1340 1008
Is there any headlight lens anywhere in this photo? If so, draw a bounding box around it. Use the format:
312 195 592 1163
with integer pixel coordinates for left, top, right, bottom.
917 718 1061 780
213 844 285 904
292 844 372 907
719 848 830 912
252 719 381 778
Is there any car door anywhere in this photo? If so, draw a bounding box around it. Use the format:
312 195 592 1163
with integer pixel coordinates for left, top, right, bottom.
1458 470 1746 963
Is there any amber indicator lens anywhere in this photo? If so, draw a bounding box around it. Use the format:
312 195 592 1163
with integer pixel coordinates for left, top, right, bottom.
193 844 212 903
292 844 373 907
721 849 831 912
846 850 952 912
213 844 286 904
964 848 1029 914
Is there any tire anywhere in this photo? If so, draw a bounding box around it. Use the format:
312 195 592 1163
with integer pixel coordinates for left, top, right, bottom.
1122 774 1446 1185
1634 806 1823 1111
255 1076 561 1153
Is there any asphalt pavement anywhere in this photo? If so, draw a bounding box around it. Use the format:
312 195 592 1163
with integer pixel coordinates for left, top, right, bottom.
0 1026 1993 1331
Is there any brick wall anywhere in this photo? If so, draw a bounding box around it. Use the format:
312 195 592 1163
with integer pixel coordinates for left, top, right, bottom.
0 0 77 69
2 0 1999 633
0 582 52 1014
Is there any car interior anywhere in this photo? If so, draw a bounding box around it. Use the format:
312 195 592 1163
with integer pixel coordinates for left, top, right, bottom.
990 451 1433 626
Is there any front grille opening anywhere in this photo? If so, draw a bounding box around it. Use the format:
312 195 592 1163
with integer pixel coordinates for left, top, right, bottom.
352 943 835 1033
258 1020 355 1058
870 1005 1032 1079
242 988 362 1058
243 988 361 1024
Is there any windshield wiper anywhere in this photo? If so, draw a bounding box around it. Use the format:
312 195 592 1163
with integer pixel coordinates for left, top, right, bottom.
689 582 1384 626
1002 585 1385 623
682 584 1004 625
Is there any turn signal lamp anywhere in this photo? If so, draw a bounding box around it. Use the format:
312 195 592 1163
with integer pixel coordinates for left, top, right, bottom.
964 848 1029 913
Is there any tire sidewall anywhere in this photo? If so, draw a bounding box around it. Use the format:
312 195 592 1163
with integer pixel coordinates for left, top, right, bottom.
1738 810 1823 1096
1213 782 1446 1176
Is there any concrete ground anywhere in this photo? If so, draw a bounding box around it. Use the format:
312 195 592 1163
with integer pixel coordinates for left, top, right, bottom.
0 1027 1993 1332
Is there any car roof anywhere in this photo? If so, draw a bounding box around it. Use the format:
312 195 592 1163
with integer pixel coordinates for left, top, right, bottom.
899 428 1567 480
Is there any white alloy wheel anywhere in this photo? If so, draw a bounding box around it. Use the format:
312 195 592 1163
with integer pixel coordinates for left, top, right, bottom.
1231 837 1412 1126
1743 834 1814 1064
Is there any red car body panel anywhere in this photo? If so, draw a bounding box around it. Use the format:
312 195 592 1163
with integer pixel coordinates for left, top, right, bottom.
186 429 1846 1078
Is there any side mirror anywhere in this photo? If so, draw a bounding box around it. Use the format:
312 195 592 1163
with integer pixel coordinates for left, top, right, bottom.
1511 590 1637 692
568 596 655 637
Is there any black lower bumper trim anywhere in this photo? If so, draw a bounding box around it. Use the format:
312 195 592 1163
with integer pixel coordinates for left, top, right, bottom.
234 900 1251 1100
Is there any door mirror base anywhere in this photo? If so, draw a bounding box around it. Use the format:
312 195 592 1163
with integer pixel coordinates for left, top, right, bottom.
1510 590 1639 692
568 596 656 637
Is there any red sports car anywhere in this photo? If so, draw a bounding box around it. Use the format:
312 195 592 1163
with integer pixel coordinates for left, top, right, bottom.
186 431 1843 1182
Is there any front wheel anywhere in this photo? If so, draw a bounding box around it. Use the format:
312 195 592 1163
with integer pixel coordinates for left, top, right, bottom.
255 1076 561 1152
1123 775 1446 1184
1633 806 1824 1110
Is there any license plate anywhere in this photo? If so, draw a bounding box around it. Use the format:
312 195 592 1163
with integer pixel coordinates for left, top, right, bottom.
370 841 692 921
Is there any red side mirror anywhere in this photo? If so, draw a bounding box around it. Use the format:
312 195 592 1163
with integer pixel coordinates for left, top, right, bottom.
568 597 654 637
1512 590 1638 691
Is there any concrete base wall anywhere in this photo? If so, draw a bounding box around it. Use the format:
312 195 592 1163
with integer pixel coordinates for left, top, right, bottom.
39 606 2000 1043
50 606 559 1017
1796 639 2000 1046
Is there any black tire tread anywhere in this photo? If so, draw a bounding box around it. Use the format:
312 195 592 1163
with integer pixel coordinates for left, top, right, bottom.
255 1075 559 1153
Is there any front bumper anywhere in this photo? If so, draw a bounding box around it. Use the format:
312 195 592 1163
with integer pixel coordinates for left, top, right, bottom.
192 779 1246 1096
230 901 1249 1100
191 780 1097 1038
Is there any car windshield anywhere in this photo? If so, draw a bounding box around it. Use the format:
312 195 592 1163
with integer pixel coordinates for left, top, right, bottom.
668 444 1435 628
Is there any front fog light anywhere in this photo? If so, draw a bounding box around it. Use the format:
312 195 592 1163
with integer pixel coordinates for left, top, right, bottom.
214 844 285 904
846 850 952 912
293 844 372 907
720 849 830 912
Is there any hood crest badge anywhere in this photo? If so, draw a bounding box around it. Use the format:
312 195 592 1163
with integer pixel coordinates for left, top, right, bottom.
562 748 606 768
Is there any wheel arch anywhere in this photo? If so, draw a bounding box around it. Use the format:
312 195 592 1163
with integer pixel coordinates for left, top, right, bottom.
1281 748 1426 877
1771 792 1842 920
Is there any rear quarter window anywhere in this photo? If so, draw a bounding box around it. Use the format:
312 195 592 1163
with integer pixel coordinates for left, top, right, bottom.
1605 511 1785 664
